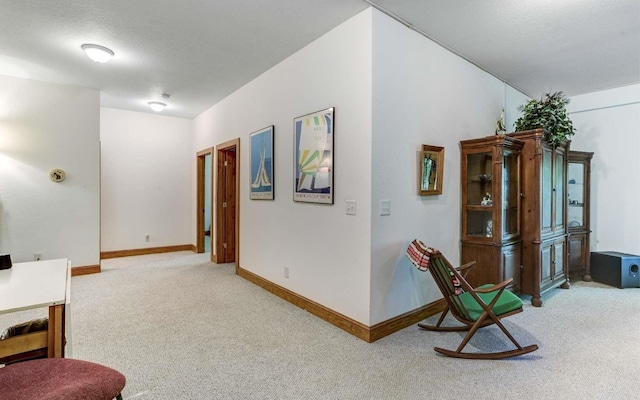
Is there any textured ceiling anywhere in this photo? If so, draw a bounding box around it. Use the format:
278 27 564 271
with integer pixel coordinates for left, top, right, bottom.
373 0 640 99
0 0 638 118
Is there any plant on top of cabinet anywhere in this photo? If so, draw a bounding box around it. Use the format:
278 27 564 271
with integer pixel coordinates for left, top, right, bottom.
514 91 576 145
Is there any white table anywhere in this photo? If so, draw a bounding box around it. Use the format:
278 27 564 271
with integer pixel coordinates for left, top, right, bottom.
0 258 71 358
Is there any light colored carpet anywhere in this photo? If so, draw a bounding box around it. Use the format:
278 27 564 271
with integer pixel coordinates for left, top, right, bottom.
2 251 638 399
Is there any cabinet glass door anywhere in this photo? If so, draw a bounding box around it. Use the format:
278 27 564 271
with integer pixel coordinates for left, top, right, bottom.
567 162 585 228
466 151 493 238
541 147 553 233
502 151 519 237
554 151 565 231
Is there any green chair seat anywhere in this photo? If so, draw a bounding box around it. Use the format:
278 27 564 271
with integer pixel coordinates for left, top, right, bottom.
458 284 523 321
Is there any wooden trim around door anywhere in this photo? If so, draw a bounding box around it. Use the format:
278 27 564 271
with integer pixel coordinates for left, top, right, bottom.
196 148 214 254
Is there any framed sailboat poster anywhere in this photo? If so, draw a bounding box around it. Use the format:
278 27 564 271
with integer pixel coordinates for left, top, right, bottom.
293 107 334 204
250 126 274 200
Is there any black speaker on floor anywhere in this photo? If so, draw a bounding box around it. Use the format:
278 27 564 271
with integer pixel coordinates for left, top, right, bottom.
0 253 11 270
590 251 640 288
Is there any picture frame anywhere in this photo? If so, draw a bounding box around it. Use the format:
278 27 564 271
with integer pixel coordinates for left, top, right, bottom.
249 125 274 200
419 144 444 195
293 107 334 204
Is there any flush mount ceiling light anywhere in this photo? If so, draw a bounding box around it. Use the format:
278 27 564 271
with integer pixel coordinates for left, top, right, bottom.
148 101 167 112
81 44 114 63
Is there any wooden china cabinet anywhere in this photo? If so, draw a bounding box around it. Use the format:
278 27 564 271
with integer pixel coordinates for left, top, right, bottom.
460 135 524 290
567 151 593 281
508 129 569 307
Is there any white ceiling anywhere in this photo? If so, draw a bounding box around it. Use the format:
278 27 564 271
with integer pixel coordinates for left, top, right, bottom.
1 0 638 119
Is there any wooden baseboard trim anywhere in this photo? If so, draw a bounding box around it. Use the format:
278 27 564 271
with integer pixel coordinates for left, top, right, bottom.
238 267 371 341
190 244 197 253
369 299 446 342
100 244 193 259
237 266 443 342
71 264 101 276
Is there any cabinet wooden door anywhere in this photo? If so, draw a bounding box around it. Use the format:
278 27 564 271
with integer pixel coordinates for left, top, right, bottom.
552 238 566 281
540 241 554 288
502 243 521 291
538 237 567 297
569 233 587 270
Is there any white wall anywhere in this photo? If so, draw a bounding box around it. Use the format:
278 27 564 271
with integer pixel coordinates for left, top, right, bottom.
567 84 640 254
0 75 100 266
100 107 193 252
369 10 524 324
193 9 373 324
505 86 530 132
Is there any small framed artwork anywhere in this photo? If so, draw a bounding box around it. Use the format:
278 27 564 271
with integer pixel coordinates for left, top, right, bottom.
293 107 334 204
419 145 444 195
250 125 274 200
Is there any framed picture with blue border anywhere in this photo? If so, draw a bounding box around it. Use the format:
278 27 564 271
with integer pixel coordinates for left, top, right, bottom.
250 125 274 200
293 107 334 204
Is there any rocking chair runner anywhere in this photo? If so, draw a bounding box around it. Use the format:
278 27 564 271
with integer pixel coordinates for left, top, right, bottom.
406 240 538 359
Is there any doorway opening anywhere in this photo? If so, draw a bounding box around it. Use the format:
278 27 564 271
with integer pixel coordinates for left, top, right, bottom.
215 138 240 271
196 148 213 259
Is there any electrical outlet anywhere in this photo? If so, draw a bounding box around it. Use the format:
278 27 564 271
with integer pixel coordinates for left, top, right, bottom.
34 253 42 261
284 267 289 278
145 234 150 242
380 200 391 216
346 200 357 215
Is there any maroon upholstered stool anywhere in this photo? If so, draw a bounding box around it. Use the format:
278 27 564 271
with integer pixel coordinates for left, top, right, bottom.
0 358 125 400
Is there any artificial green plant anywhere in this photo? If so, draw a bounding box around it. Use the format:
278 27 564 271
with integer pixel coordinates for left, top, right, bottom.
514 91 576 145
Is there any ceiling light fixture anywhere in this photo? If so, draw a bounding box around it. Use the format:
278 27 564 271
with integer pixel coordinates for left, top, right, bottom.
148 101 167 112
81 44 114 63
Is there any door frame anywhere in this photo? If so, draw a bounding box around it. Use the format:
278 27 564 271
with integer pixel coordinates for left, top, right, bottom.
196 148 214 256
215 138 240 271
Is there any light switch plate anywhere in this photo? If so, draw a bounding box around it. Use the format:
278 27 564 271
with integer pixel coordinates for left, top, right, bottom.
380 200 391 216
346 200 357 215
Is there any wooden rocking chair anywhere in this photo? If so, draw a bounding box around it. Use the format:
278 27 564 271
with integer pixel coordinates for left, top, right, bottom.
406 240 538 359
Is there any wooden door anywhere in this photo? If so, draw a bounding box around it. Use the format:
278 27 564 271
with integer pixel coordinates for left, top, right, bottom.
215 139 239 266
